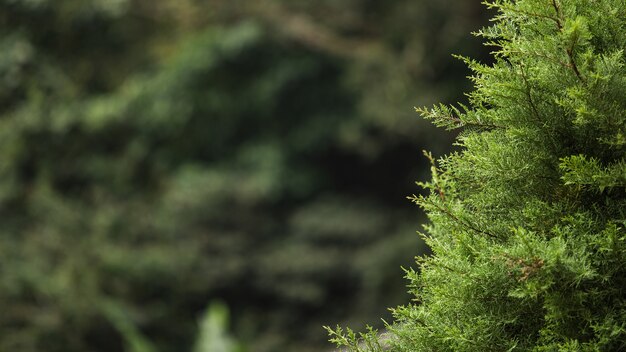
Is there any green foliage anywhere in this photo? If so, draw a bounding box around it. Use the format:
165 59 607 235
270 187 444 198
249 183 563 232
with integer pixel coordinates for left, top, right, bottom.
326 325 390 352
560 155 626 192
101 300 157 352
194 302 244 352
330 0 626 351
0 1 490 351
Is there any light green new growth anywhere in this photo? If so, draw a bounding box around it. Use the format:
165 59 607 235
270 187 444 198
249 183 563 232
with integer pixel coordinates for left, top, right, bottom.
328 0 626 350
194 302 244 352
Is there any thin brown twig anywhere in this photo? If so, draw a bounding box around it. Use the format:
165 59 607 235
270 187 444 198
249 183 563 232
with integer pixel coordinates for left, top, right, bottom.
551 0 585 83
551 0 564 30
519 63 542 123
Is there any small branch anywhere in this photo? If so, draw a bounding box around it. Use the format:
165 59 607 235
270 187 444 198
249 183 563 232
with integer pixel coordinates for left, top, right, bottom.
551 0 585 83
429 114 506 131
500 5 561 28
519 63 542 123
505 48 572 74
247 1 386 61
566 48 584 82
427 199 500 240
551 0 564 30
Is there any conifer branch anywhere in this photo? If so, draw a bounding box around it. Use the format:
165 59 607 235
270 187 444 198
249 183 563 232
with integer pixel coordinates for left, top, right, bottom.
420 109 506 131
432 261 459 273
550 0 563 31
499 6 560 28
505 49 572 74
566 48 584 83
439 115 505 131
426 199 500 241
519 64 542 123
551 0 585 83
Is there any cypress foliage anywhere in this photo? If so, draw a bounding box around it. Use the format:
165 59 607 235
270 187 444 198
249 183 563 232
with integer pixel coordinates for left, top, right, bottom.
328 0 626 350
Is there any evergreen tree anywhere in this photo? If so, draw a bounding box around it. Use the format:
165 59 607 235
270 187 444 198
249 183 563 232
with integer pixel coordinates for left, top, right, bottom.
329 0 626 350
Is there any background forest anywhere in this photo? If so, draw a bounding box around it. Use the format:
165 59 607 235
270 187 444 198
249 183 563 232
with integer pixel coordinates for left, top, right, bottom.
0 1 490 351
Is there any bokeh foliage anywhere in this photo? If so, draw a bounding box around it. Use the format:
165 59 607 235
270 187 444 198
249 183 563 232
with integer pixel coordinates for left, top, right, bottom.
0 1 489 351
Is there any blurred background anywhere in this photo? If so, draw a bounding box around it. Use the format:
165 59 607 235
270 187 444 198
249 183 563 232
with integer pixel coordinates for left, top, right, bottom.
0 1 490 351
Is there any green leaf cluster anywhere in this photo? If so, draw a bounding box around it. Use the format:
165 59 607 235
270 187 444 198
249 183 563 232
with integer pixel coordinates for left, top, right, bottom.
330 0 626 350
